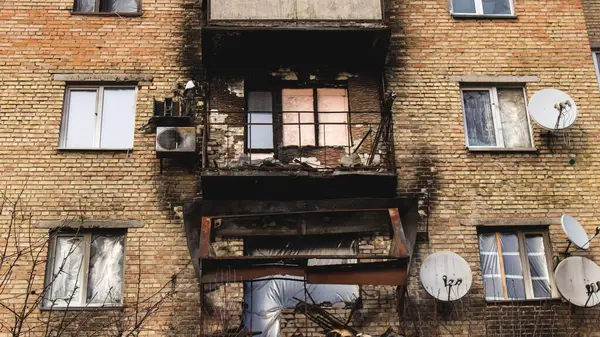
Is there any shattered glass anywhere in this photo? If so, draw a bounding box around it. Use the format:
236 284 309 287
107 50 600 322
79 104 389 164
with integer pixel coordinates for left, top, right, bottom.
48 236 85 307
87 234 125 305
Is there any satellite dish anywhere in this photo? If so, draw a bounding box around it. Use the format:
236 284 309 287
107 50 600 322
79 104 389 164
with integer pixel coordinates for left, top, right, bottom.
528 88 578 130
561 214 590 250
555 256 600 307
420 252 472 301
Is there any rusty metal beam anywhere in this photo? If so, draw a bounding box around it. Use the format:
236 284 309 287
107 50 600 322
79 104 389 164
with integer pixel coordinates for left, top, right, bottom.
306 260 407 286
389 208 410 257
200 217 212 257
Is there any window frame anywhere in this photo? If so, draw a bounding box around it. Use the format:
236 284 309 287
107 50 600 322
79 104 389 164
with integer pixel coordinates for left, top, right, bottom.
71 0 142 15
593 51 600 92
59 84 137 151
478 229 558 302
43 230 126 310
451 0 516 17
460 86 535 151
244 82 351 153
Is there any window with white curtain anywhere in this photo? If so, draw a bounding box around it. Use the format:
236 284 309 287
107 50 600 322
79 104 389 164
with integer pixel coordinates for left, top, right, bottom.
73 0 139 13
478 230 555 301
59 86 136 150
44 231 125 308
451 0 514 16
461 87 533 149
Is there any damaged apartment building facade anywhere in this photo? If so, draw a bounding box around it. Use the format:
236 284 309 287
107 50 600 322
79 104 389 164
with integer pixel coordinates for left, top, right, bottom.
3 0 600 336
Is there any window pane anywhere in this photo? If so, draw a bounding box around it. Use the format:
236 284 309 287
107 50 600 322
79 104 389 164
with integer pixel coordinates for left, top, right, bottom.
317 88 349 147
48 236 85 306
87 234 125 305
463 90 497 146
74 0 95 12
497 88 531 148
483 276 503 300
479 233 502 299
64 90 97 148
247 92 273 150
282 89 315 146
500 233 525 299
482 0 511 14
452 0 476 13
100 88 136 149
526 235 552 298
103 0 138 12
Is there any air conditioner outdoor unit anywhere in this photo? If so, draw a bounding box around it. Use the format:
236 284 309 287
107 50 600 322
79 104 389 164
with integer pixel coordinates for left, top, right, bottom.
156 126 196 154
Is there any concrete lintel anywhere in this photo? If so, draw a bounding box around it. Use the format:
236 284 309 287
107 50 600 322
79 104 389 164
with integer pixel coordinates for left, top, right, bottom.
468 218 560 227
448 75 540 83
590 42 600 50
38 220 144 229
52 73 153 82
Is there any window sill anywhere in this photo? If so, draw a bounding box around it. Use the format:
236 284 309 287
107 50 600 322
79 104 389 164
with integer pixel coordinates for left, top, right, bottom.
467 146 538 153
452 13 517 19
58 147 133 152
40 305 123 311
70 11 142 17
485 297 562 304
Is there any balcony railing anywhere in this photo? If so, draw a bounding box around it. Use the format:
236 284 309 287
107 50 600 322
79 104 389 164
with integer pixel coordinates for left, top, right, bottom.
203 110 395 173
208 0 384 21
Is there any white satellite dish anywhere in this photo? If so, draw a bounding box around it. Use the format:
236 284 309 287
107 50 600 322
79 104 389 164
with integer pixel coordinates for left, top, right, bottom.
561 214 590 250
420 252 472 301
528 88 578 130
555 256 600 307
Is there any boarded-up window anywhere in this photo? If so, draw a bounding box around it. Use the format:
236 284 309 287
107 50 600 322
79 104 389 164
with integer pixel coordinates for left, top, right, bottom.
282 89 316 146
461 87 533 149
317 88 349 146
247 92 274 150
45 232 125 308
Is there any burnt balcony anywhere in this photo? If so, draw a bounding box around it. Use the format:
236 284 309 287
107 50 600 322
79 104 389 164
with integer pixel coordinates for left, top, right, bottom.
200 107 397 199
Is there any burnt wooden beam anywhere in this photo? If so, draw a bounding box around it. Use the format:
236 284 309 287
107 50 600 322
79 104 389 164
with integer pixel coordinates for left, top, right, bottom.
213 209 391 236
389 208 410 257
199 217 212 257
306 260 407 286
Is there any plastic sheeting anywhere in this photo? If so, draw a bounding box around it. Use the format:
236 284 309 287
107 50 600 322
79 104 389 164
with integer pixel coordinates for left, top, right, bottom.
48 236 85 306
87 234 124 305
242 238 359 337
463 90 496 147
497 88 531 148
106 0 139 12
525 235 552 298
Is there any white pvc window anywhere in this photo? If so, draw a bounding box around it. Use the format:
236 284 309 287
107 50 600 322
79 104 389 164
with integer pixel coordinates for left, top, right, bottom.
44 232 125 308
479 231 555 301
59 86 136 150
452 0 514 15
461 87 533 149
593 52 600 92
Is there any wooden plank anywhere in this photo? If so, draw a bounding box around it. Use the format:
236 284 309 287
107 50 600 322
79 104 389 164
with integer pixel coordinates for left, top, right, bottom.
495 232 508 299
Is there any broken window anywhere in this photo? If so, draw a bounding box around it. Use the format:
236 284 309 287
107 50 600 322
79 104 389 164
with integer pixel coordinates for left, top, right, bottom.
247 92 274 151
44 231 125 308
282 88 317 146
59 85 136 150
478 230 554 301
451 0 513 15
461 87 533 149
74 0 139 13
243 237 359 337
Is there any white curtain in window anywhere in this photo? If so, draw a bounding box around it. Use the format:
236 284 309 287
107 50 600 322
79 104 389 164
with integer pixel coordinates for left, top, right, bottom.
87 234 125 305
463 90 496 146
317 88 349 147
525 235 552 298
100 88 136 149
48 236 85 307
107 0 139 12
282 89 315 146
65 90 97 148
497 88 531 148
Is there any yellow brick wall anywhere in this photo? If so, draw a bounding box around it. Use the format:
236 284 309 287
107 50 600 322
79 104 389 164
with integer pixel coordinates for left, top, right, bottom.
1 0 600 335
